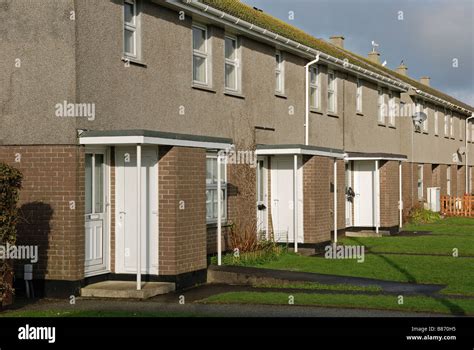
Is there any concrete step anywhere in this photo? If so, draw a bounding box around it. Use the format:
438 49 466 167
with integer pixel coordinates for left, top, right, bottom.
81 281 175 299
345 230 390 238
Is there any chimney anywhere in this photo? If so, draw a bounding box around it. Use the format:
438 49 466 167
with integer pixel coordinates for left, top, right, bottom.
330 36 345 49
420 76 430 86
396 62 408 76
367 50 380 64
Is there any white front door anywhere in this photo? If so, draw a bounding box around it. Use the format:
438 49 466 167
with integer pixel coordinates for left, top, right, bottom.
271 156 303 243
354 160 375 227
85 149 109 276
116 147 159 275
256 157 268 238
345 162 353 227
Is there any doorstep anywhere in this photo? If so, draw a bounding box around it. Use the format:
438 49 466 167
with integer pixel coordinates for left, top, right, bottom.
81 281 175 299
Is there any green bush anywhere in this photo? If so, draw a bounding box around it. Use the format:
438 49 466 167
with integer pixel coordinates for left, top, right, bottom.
0 163 23 305
408 205 441 225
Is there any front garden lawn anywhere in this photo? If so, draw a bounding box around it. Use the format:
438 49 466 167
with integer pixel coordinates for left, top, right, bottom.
251 217 474 296
202 292 474 316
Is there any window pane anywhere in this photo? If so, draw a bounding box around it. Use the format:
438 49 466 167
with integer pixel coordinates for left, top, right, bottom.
310 87 317 107
94 154 104 213
225 37 236 59
225 63 236 90
328 92 334 112
276 71 281 92
310 69 317 84
193 27 206 51
124 2 134 24
193 55 206 83
206 158 213 184
206 189 213 219
85 154 93 214
124 29 135 55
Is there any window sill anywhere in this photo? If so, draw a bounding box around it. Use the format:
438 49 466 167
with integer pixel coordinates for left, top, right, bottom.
207 221 231 229
327 113 339 118
356 112 364 116
224 90 245 99
378 123 386 127
121 56 147 67
435 134 439 137
388 124 396 129
423 131 429 135
310 108 323 115
275 92 288 99
192 84 217 93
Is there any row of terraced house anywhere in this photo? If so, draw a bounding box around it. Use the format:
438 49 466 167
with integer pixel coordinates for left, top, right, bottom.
1 0 473 296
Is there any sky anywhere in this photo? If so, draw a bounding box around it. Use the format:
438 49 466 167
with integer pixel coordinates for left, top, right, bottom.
243 0 474 106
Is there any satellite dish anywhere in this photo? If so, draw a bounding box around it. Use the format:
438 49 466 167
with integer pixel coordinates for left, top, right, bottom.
412 112 427 125
458 146 466 155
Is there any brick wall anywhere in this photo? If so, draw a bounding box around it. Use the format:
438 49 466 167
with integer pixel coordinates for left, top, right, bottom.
379 160 400 228
158 146 206 276
0 145 85 281
303 155 341 243
422 163 433 201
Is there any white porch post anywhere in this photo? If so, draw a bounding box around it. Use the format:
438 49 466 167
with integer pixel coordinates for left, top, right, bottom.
217 154 222 266
375 160 380 234
136 144 142 291
399 161 403 229
293 154 298 253
333 159 338 243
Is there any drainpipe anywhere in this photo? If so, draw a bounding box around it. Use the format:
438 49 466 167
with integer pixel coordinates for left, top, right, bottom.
465 114 474 193
375 160 380 234
293 154 298 252
217 154 222 265
136 144 142 291
305 53 320 145
333 159 338 243
399 161 403 228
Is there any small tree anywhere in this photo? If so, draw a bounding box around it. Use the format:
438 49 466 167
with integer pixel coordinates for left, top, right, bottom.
0 163 22 306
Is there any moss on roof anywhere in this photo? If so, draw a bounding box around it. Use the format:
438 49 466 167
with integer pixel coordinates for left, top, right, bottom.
200 0 473 112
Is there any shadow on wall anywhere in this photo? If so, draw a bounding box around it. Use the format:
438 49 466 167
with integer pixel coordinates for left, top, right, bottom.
14 202 53 293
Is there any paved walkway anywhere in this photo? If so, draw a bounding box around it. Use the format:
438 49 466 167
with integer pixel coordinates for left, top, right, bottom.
209 265 446 295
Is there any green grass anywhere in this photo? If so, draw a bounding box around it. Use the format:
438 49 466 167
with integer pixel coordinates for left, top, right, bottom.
0 310 201 318
247 217 474 296
201 292 474 315
254 281 381 292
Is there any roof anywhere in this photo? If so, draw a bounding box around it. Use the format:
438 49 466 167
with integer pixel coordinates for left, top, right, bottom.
199 0 473 112
345 152 408 161
256 144 345 158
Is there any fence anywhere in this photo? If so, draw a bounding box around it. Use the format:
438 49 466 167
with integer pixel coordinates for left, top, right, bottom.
440 195 474 217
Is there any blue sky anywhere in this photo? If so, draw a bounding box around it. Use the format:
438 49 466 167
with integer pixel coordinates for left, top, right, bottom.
243 0 474 106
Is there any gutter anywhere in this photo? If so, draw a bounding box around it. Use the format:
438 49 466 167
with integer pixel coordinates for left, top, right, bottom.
414 89 472 116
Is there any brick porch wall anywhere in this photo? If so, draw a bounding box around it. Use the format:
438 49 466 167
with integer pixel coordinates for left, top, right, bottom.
158 146 206 276
379 160 400 228
0 145 85 281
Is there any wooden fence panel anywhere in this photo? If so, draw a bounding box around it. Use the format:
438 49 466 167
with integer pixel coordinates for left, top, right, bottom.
441 195 474 217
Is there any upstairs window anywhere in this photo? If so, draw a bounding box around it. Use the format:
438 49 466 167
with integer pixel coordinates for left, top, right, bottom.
224 35 240 92
356 78 363 113
123 0 140 59
471 123 474 142
192 24 210 86
328 69 337 113
459 117 463 140
422 102 428 132
275 50 284 94
444 112 449 137
434 110 439 135
309 66 320 109
450 114 454 138
377 87 385 123
388 91 395 126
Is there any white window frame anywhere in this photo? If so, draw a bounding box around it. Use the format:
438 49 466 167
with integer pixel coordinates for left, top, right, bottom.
471 123 474 142
123 0 140 59
309 65 320 109
434 110 439 136
422 102 428 132
206 154 227 223
444 110 449 137
388 91 395 126
459 117 463 140
224 34 241 93
328 69 337 113
450 113 454 138
192 23 210 86
356 78 363 113
275 50 284 94
447 167 451 196
417 164 424 200
377 87 385 124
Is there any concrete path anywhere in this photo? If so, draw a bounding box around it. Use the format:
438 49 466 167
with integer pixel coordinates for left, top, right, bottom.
209 265 446 295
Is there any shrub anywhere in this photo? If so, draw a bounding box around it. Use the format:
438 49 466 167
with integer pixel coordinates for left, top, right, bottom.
0 163 23 306
211 241 285 266
408 204 441 225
